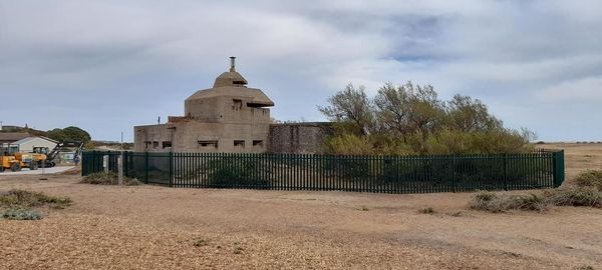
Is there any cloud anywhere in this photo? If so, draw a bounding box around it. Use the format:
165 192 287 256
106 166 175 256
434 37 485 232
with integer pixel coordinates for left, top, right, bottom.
536 76 602 104
0 0 601 141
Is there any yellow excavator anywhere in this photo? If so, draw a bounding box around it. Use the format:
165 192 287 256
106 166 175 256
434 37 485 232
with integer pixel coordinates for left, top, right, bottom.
1 144 47 172
0 155 21 172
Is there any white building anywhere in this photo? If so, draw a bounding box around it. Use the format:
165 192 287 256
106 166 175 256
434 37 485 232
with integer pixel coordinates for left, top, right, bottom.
11 136 58 152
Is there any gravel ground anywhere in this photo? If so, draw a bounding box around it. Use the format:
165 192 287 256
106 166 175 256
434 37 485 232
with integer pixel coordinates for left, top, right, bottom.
0 166 76 175
1 173 601 269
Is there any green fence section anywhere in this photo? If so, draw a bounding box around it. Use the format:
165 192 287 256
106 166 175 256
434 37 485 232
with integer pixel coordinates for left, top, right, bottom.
81 150 565 194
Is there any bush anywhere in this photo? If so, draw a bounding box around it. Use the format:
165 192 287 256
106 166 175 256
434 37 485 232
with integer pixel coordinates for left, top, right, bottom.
418 207 436 214
81 172 140 186
574 170 602 191
544 186 602 208
0 189 72 209
469 191 548 213
1 208 43 220
203 158 271 188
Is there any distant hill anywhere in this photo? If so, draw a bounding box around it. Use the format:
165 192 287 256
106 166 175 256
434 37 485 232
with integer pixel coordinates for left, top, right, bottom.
1 125 91 143
0 126 48 137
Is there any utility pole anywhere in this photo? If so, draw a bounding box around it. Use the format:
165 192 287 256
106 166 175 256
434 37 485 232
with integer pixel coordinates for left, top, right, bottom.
120 132 124 150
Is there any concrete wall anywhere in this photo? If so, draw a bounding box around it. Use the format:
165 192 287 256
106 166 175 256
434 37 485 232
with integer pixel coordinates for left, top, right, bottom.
268 122 333 153
186 95 271 124
134 120 270 153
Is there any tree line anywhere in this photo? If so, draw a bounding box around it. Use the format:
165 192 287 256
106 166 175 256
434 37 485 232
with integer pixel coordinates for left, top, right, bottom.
318 82 534 155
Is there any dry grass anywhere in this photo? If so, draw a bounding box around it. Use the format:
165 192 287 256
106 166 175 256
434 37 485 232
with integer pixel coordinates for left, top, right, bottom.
418 207 436 214
469 191 549 213
0 189 72 210
545 186 602 207
573 170 602 191
81 172 140 186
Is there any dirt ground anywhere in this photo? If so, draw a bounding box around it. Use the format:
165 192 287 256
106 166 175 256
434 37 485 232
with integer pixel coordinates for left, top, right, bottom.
1 144 601 270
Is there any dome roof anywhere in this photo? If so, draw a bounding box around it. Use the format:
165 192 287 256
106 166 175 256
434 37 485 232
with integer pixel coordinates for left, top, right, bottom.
186 57 274 107
186 86 274 107
213 71 248 88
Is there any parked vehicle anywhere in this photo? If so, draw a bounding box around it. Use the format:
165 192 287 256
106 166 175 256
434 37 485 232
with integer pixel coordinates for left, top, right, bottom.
0 155 21 172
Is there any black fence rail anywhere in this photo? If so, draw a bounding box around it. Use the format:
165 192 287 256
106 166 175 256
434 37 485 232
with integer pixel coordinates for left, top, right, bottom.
82 150 565 194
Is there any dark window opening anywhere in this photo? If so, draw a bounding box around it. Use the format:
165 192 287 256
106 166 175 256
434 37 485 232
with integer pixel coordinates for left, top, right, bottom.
232 99 242 110
162 141 172 148
144 141 152 149
234 140 245 147
198 140 218 148
247 102 267 108
152 141 159 148
253 140 263 147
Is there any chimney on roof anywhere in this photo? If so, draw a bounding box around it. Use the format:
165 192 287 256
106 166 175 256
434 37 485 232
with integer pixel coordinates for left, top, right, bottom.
229 56 236 72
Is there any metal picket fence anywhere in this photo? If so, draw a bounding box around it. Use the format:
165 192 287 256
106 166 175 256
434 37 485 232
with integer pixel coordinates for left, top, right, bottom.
81 150 564 194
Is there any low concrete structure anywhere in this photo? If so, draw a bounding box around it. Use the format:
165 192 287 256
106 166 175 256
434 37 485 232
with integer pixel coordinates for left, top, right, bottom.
268 122 333 153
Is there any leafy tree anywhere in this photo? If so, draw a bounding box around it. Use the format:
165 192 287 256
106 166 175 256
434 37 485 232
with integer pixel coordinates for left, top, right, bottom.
320 82 535 155
46 126 91 143
318 84 374 136
46 128 68 142
374 82 445 148
445 95 502 132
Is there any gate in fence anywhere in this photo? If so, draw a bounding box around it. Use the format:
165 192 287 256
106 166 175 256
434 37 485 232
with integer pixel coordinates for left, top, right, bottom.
82 150 565 194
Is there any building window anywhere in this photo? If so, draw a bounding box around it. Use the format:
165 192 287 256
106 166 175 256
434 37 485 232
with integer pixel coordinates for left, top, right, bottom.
232 99 242 110
152 141 159 149
162 141 172 148
253 140 263 147
198 140 218 148
144 141 152 149
233 140 245 147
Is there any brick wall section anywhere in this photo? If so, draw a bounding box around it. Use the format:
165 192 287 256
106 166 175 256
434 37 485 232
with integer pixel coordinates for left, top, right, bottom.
268 122 333 153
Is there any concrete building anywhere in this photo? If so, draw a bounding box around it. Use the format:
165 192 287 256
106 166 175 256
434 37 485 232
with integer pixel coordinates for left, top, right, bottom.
134 57 274 153
134 57 333 154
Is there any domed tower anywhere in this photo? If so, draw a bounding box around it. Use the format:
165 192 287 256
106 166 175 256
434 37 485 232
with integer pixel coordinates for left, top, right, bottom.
134 57 274 153
184 57 274 122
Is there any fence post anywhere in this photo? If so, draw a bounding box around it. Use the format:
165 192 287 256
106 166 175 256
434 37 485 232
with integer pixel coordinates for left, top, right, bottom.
451 155 456 193
103 154 109 173
168 151 173 187
503 154 508 191
118 152 124 185
145 151 149 184
553 150 565 188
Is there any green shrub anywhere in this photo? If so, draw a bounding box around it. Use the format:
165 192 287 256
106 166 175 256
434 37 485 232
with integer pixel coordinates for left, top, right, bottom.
81 172 140 186
469 191 548 213
544 186 602 208
574 170 602 191
203 158 271 188
1 208 43 220
0 189 71 209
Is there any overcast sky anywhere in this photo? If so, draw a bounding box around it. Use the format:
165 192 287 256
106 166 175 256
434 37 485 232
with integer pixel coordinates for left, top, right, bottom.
0 0 601 142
